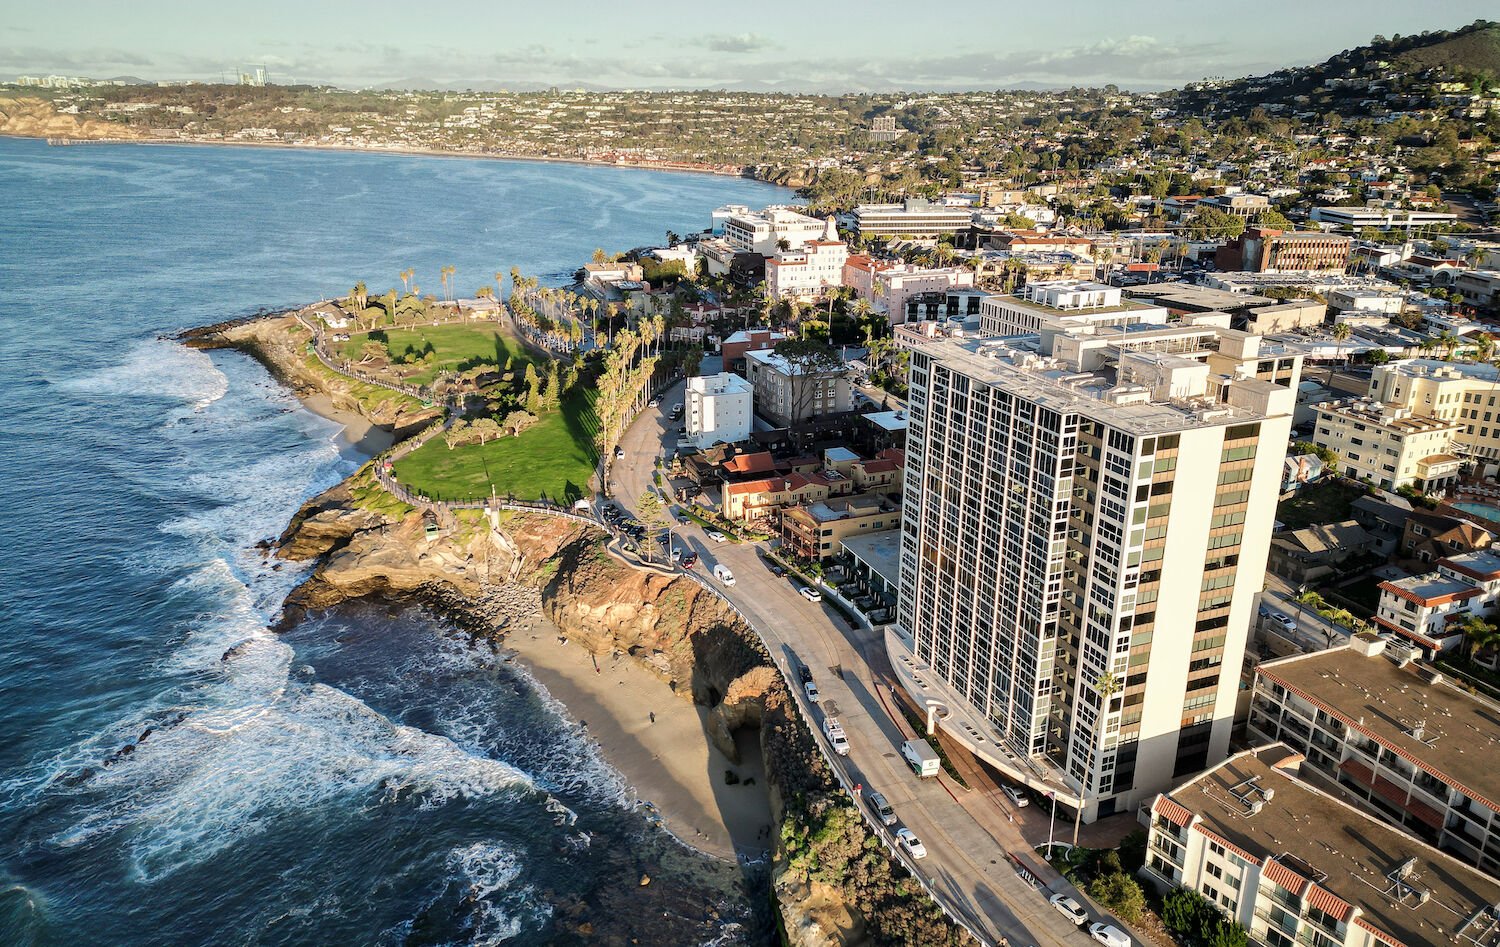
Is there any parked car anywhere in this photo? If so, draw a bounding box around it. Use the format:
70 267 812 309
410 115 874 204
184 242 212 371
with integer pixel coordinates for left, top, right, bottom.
1089 922 1131 947
769 563 787 578
804 680 821 703
866 791 896 826
706 530 727 543
797 663 813 685
1049 894 1089 926
712 564 735 586
682 553 698 569
799 586 823 603
671 546 683 562
823 718 850 756
1270 611 1298 633
648 398 660 407
1002 785 1028 808
895 827 927 859
613 446 625 459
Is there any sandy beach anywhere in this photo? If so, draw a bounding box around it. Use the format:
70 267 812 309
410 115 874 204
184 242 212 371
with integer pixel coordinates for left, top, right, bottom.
503 615 773 861
300 391 395 459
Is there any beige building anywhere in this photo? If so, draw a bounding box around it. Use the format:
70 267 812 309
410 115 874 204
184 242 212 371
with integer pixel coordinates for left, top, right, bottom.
1247 635 1500 877
897 322 1296 821
781 494 901 562
742 348 852 426
1367 359 1500 474
1144 743 1500 947
1312 398 1463 491
978 281 1169 337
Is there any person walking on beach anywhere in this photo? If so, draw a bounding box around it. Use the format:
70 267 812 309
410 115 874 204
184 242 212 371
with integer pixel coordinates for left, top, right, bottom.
649 711 656 724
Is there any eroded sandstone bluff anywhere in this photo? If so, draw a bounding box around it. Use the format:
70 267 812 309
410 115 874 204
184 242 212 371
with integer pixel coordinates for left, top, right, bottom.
273 476 968 947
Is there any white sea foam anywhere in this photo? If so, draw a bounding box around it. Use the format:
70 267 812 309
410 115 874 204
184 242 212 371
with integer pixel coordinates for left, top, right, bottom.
61 339 230 411
444 841 552 945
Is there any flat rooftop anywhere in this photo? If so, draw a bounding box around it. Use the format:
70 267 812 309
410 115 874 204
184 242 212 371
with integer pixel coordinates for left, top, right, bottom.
1168 747 1500 947
1255 647 1500 808
862 410 909 431
841 531 902 588
918 337 1277 437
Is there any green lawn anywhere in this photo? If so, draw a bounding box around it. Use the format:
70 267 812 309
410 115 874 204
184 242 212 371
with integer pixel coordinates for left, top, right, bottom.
392 388 598 502
340 323 532 385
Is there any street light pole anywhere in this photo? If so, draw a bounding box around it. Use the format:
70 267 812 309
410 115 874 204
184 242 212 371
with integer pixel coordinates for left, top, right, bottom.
1046 791 1057 858
1073 670 1121 847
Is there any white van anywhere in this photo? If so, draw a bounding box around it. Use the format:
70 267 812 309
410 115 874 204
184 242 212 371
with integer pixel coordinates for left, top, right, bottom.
901 739 941 778
712 564 736 586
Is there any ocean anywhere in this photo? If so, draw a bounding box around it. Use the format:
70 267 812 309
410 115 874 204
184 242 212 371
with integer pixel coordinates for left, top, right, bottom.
0 137 787 946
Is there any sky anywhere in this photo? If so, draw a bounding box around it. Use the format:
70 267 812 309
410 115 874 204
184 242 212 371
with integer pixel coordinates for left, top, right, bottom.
3 1 1496 93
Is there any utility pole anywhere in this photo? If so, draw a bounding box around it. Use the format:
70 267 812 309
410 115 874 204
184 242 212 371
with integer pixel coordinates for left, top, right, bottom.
1073 670 1120 847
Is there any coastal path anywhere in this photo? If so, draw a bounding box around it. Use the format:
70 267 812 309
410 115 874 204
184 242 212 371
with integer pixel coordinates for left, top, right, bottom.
610 399 1110 947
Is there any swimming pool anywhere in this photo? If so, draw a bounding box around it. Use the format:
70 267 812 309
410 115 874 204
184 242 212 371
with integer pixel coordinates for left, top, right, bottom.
1451 499 1500 520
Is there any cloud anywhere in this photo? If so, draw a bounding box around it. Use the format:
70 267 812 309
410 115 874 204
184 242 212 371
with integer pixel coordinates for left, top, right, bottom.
703 33 773 54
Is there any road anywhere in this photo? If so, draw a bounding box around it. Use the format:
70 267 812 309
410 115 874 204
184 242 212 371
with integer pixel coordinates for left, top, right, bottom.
610 396 1126 947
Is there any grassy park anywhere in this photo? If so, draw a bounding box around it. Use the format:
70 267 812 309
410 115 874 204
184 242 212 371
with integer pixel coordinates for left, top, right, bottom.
339 323 531 386
392 386 598 502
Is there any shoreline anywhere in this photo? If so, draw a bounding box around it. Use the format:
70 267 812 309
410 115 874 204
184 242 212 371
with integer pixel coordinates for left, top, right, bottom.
500 611 772 862
10 132 760 181
298 390 396 461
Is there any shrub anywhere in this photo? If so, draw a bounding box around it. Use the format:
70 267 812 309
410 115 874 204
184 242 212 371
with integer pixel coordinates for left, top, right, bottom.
1088 871 1146 925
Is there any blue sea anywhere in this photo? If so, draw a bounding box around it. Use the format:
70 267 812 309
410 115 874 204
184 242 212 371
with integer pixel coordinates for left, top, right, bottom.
0 137 786 946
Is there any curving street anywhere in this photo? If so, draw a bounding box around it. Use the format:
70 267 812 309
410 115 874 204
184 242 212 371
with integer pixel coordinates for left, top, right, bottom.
609 389 1138 947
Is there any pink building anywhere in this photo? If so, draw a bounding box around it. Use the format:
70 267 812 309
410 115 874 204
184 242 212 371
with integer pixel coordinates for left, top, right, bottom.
873 265 976 324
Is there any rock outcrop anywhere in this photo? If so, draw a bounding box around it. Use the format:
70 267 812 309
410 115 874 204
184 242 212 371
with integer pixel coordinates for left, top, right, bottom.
0 96 151 140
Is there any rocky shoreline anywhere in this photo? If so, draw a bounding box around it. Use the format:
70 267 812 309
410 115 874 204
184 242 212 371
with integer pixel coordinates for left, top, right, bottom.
190 312 971 946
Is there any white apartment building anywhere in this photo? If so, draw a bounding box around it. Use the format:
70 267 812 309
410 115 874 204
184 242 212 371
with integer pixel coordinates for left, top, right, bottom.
1309 206 1460 231
1246 636 1500 876
851 199 976 238
684 372 753 449
978 281 1170 337
1143 743 1500 947
765 240 849 300
722 206 834 256
869 265 976 324
743 348 852 426
1312 397 1462 491
897 324 1296 821
1373 550 1500 657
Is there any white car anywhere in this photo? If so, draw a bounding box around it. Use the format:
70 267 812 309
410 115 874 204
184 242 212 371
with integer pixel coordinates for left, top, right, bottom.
895 827 927 859
712 564 735 586
1049 894 1089 926
671 546 683 562
1269 611 1298 633
804 680 821 703
1002 785 1029 808
1089 922 1131 947
648 397 660 407
823 717 850 756
706 530 727 543
799 586 823 603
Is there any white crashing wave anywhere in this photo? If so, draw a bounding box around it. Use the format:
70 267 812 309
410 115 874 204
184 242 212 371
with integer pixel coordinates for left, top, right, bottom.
60 338 231 411
444 840 552 945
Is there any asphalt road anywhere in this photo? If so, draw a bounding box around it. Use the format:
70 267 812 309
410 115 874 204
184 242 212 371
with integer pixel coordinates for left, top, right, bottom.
609 395 1119 947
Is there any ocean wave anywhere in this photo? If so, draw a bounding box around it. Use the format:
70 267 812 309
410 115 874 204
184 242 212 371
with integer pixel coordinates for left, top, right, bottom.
59 339 230 411
445 840 553 945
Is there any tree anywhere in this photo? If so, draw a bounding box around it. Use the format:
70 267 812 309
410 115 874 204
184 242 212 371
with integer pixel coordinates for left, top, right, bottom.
500 410 538 437
469 417 502 444
772 337 845 423
1259 208 1295 231
1087 872 1146 925
357 340 386 364
636 492 666 563
1332 321 1353 364
1461 614 1500 662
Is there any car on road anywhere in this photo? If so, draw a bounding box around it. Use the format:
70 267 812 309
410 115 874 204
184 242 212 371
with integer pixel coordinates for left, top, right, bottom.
613 446 625 459
1268 610 1298 633
671 546 683 562
768 563 786 577
682 553 698 569
804 680 821 702
1049 894 1089 926
895 827 927 859
866 791 896 826
798 586 823 603
1002 785 1028 808
797 663 813 685
1089 922 1132 947
706 530 727 543
712 564 735 586
823 717 849 756
648 398 660 407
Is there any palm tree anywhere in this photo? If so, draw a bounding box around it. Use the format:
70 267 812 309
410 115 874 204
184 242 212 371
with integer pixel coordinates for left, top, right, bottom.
1437 329 1461 361
1332 322 1353 365
1073 671 1121 846
1461 614 1500 664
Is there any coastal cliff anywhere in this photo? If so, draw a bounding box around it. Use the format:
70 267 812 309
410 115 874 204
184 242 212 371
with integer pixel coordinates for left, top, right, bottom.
274 480 969 947
0 96 152 140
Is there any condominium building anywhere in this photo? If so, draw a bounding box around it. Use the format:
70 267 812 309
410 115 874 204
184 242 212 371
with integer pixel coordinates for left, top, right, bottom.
977 281 1169 337
1367 359 1500 472
1311 398 1463 491
1143 743 1500 947
765 240 849 300
722 206 835 255
1198 192 1271 218
851 198 975 238
1373 550 1500 657
684 372 753 450
896 323 1297 820
1246 636 1500 876
743 348 852 426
